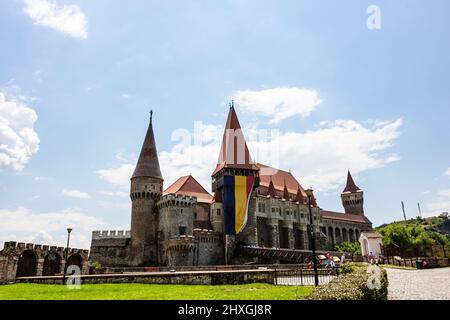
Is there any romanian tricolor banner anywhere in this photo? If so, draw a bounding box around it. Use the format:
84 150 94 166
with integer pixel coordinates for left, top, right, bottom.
223 175 255 235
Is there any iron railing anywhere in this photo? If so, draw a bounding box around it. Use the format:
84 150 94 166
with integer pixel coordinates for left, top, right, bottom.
274 266 339 286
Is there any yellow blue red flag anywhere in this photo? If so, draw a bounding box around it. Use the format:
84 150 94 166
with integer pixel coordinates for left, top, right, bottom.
223 175 255 235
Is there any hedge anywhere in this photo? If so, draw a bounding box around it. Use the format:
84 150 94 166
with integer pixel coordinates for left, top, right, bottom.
306 264 388 300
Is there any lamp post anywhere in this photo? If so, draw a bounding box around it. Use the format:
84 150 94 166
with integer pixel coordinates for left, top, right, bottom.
62 227 72 285
305 188 319 287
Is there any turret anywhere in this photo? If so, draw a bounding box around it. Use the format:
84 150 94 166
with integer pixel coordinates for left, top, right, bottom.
129 111 163 266
211 102 259 262
341 170 364 215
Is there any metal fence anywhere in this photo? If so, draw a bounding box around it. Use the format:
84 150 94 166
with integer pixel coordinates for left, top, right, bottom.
274 266 339 286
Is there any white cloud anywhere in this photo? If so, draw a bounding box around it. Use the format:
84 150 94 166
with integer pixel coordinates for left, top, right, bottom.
0 92 40 172
95 163 135 191
424 189 450 217
23 0 88 39
96 118 402 195
62 188 90 199
232 87 322 124
250 119 403 191
0 207 103 249
445 168 450 176
99 190 128 198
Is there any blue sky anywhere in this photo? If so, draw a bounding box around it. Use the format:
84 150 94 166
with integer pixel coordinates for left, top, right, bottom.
1 0 449 249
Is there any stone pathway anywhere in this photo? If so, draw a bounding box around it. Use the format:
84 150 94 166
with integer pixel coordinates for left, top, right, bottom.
386 267 450 300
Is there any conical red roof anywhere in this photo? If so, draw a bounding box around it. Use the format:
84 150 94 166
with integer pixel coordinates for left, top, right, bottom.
132 113 163 180
164 175 213 203
295 184 305 203
343 170 361 193
267 178 277 198
212 105 258 176
282 180 290 200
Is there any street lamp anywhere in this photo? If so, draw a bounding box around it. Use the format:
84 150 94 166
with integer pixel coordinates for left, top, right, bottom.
305 188 319 287
62 227 72 285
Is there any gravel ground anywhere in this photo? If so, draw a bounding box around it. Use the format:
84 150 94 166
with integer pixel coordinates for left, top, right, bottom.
386 267 450 300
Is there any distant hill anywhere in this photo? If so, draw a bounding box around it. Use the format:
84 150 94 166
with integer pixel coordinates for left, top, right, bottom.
375 214 450 258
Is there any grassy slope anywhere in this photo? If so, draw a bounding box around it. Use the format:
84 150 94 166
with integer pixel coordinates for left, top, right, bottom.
0 283 313 300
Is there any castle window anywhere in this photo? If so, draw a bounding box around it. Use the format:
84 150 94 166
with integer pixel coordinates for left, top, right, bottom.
180 209 184 214
194 213 198 219
179 226 186 235
217 208 221 216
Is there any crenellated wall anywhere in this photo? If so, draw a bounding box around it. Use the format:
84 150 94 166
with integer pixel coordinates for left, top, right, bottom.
157 193 196 265
193 229 224 266
89 230 131 267
0 241 89 283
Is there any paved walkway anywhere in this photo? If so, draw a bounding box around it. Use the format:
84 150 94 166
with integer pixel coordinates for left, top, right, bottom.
386 267 450 300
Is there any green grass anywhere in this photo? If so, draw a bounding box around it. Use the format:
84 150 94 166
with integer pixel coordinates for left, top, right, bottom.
0 283 313 300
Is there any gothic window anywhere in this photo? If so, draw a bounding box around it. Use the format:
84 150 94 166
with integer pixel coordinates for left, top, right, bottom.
179 226 186 235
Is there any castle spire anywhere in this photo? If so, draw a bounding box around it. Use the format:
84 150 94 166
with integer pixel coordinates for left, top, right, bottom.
343 170 361 193
212 103 257 176
131 111 163 180
295 184 305 204
282 179 290 201
267 177 277 198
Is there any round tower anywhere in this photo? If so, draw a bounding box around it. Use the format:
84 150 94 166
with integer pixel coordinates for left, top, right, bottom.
129 111 163 266
341 170 364 216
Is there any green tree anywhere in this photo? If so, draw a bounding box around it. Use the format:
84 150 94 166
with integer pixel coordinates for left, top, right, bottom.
335 242 362 255
430 232 449 257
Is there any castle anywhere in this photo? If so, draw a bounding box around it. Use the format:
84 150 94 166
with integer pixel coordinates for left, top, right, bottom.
89 105 373 267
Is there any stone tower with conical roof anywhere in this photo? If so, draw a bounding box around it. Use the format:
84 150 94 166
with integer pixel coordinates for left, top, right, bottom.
129 111 163 266
341 170 364 216
211 103 259 264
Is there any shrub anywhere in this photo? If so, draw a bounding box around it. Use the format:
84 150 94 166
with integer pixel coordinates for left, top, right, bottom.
306 264 388 300
335 242 362 255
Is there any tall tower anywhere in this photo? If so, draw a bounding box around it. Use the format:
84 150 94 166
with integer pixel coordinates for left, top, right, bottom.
129 111 163 266
341 170 364 216
211 103 259 263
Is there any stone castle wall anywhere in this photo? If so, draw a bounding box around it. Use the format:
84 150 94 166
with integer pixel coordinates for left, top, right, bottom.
157 194 196 266
89 230 131 267
194 229 224 265
0 241 89 283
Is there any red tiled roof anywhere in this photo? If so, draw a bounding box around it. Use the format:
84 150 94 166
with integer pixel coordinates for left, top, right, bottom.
360 232 382 238
164 175 213 204
343 170 361 193
321 210 371 224
212 105 258 176
256 163 308 201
